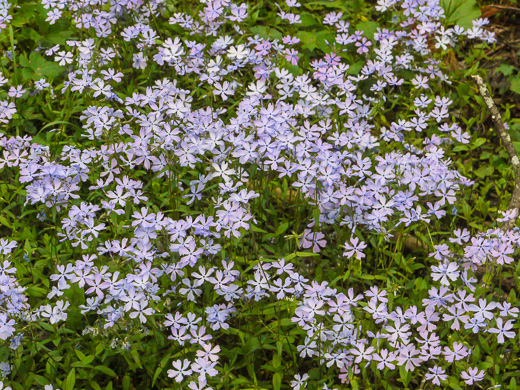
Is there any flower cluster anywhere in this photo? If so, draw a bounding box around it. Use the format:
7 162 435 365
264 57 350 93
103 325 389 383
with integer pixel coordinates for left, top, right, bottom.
0 0 514 388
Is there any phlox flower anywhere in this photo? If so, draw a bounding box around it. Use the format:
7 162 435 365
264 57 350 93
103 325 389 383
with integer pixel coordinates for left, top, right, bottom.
8 85 26 98
168 359 193 383
129 301 154 323
460 367 485 385
41 300 70 324
284 49 299 65
300 229 326 253
286 0 301 7
290 373 309 390
351 343 375 364
133 53 147 69
443 341 469 363
488 318 515 344
425 366 447 386
227 44 248 60
196 343 220 362
372 348 396 370
283 35 300 45
412 75 429 89
213 81 234 101
396 344 422 371
355 37 372 54
496 302 519 318
55 51 73 66
469 299 496 321
430 261 459 285
191 356 218 380
246 80 267 97
0 313 15 340
343 237 367 259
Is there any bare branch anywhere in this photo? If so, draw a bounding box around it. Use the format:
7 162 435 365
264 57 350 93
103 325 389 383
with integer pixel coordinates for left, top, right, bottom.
488 4 520 13
472 75 520 231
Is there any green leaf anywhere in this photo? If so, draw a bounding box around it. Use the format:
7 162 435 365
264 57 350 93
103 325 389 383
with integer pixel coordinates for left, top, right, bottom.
315 31 335 52
474 165 494 178
470 137 487 150
346 61 363 75
71 354 95 368
95 365 117 377
39 321 54 332
497 63 515 76
122 375 131 390
296 251 319 257
250 225 268 233
273 372 282 390
19 52 64 81
249 26 282 41
297 31 317 51
511 76 520 94
448 375 464 390
299 12 318 27
130 349 143 369
355 21 379 39
74 349 86 361
440 0 480 29
64 369 75 390
275 222 289 236
95 344 104 356
305 0 349 11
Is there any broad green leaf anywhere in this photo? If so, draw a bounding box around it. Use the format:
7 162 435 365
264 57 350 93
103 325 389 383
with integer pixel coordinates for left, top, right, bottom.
440 0 480 29
297 31 317 51
250 26 283 41
355 21 379 39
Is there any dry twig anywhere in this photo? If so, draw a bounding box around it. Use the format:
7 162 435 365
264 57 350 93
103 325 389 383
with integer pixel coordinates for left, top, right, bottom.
488 4 520 13
472 75 519 291
472 75 520 231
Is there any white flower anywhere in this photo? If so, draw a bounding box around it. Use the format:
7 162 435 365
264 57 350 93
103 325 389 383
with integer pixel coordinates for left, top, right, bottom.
167 359 193 382
227 44 248 60
246 80 267 96
54 51 73 66
290 373 309 390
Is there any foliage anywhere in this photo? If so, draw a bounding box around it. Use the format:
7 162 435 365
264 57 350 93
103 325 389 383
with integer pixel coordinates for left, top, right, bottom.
0 0 517 389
